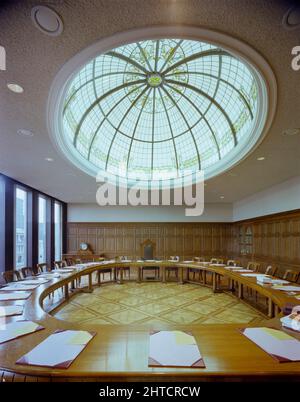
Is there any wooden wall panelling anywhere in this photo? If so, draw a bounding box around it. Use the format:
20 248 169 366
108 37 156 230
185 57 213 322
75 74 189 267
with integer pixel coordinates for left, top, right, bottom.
66 211 300 277
67 223 235 261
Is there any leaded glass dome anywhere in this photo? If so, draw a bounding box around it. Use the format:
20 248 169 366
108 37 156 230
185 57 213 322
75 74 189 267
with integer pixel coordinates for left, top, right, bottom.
54 36 267 188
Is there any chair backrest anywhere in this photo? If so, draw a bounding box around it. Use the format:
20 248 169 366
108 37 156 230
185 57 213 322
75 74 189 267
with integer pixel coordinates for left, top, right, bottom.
140 239 155 260
194 257 205 262
1 270 22 283
210 258 223 264
265 265 277 276
36 263 50 273
75 258 82 264
283 269 299 282
246 262 260 272
54 260 64 269
227 259 240 266
65 258 74 266
20 267 34 278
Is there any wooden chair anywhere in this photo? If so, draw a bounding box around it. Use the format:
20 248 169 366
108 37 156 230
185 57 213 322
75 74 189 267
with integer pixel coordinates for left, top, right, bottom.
119 256 130 279
194 257 205 263
210 258 223 264
166 256 179 279
98 268 113 282
141 240 159 279
265 265 277 276
54 260 65 269
246 262 261 272
283 269 299 283
227 259 240 267
188 257 205 281
65 258 75 266
36 263 51 274
1 270 22 283
20 267 35 278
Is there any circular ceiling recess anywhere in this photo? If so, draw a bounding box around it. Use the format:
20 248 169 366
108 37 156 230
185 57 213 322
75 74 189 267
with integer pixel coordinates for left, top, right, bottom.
48 27 276 188
31 6 63 36
282 6 300 30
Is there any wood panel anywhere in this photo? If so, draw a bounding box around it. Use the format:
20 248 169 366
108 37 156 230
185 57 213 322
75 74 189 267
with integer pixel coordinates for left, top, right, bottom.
67 208 300 274
66 223 233 260
233 210 300 275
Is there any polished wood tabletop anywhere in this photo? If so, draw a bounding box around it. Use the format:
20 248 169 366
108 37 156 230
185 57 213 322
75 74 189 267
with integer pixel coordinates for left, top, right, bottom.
1 261 300 381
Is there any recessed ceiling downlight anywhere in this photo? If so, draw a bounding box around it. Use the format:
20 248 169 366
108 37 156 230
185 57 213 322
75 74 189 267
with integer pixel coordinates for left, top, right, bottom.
48 27 276 189
7 83 24 93
282 6 300 30
283 128 300 136
31 5 63 36
17 129 34 137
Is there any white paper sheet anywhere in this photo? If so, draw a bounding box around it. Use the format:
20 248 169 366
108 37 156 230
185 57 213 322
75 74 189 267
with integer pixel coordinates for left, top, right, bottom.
243 327 300 361
149 330 204 367
0 291 31 301
0 321 42 343
1 283 40 291
0 305 24 317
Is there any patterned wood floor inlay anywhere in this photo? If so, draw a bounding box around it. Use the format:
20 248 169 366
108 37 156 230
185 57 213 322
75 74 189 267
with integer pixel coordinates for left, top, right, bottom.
54 282 265 326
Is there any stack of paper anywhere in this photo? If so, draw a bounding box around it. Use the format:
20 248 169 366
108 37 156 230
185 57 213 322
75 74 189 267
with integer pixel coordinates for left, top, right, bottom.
149 330 205 368
280 312 300 332
16 329 96 368
0 321 44 344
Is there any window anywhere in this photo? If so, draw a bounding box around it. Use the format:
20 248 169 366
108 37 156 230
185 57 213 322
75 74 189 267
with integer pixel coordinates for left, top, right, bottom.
15 187 27 268
55 36 268 188
54 202 62 260
38 196 47 263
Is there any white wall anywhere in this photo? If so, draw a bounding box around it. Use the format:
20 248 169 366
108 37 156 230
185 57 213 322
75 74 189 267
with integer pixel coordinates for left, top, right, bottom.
233 176 300 221
68 177 300 223
68 203 233 222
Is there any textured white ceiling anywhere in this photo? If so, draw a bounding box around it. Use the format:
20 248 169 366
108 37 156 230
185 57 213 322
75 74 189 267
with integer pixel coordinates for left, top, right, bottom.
0 0 299 204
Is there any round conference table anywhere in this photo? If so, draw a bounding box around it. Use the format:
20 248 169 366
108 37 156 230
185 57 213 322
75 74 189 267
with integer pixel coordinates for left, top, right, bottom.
0 260 300 382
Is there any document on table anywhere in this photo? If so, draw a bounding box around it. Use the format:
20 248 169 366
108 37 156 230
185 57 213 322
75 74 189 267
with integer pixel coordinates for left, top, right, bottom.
16 329 96 368
271 279 289 285
232 269 254 273
38 273 61 278
0 291 31 301
241 273 267 277
241 327 300 362
21 279 50 285
225 266 245 270
1 283 40 291
272 285 300 292
148 330 205 368
0 305 24 317
0 321 44 344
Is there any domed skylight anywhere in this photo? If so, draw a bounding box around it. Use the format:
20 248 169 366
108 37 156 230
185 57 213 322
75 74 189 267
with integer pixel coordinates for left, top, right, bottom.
60 38 262 187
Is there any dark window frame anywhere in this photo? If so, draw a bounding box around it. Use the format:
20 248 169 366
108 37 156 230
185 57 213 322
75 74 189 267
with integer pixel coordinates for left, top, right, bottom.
0 173 67 272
